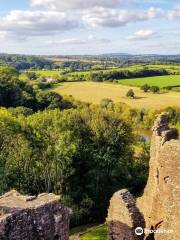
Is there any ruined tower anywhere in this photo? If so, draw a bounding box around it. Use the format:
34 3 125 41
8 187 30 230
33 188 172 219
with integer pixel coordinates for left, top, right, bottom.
107 113 180 240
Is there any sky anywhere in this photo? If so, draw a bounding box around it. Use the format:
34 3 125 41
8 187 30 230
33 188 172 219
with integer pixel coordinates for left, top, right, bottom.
0 0 179 55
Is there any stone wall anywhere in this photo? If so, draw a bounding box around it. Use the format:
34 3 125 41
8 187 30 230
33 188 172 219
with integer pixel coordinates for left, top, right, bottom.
107 190 145 240
0 190 69 240
107 113 180 240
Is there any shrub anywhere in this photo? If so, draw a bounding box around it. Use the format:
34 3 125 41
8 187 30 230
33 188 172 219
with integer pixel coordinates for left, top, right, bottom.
126 89 135 98
141 84 150 92
150 86 160 94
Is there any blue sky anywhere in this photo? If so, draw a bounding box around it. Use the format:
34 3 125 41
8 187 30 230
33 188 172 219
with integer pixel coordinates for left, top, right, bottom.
0 0 179 55
0 0 29 14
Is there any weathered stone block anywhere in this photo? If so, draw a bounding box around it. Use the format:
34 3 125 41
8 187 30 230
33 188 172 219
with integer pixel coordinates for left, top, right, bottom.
0 190 69 240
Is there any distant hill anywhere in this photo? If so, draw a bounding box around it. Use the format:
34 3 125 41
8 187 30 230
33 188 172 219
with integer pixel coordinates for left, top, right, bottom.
100 53 131 57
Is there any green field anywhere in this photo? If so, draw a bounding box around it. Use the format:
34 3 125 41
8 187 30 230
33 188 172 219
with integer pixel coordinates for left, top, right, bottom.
81 225 107 240
20 64 180 83
67 64 180 82
20 69 64 82
29 69 63 77
19 65 180 91
118 75 180 89
147 64 180 74
70 224 107 240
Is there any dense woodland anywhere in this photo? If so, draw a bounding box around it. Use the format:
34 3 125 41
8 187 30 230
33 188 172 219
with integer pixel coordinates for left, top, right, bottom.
1 62 180 227
0 54 99 71
1 54 180 72
84 69 169 82
0 54 55 70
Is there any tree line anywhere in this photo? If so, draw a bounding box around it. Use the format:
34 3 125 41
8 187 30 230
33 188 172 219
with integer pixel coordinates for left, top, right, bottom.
68 68 169 82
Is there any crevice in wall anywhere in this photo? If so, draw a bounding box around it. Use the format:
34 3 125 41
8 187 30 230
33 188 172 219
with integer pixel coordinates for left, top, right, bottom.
164 176 170 184
156 169 159 184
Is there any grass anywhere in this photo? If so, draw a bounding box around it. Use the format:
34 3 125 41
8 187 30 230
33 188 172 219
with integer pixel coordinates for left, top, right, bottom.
29 69 63 77
177 125 180 136
147 64 180 74
20 69 63 80
70 224 97 235
54 81 180 109
118 75 180 88
20 70 64 82
81 225 107 240
70 224 107 240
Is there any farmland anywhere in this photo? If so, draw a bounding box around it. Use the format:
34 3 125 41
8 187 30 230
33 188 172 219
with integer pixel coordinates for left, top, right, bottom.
19 64 180 86
20 69 63 78
54 81 180 109
18 63 180 107
30 69 63 76
118 75 180 89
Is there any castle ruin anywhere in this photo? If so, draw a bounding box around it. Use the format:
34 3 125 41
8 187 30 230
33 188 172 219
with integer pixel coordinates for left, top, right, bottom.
107 113 180 240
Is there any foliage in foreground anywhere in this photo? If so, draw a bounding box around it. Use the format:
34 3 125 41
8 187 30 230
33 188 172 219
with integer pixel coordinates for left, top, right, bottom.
0 105 149 226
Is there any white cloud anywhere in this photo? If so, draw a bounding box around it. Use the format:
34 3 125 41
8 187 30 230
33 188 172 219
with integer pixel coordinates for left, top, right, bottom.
88 34 111 43
0 10 79 38
0 7 165 39
31 0 128 10
0 31 6 40
47 36 111 45
82 7 165 27
59 38 87 45
175 3 180 10
168 4 180 19
0 1 177 42
127 29 157 41
147 7 164 18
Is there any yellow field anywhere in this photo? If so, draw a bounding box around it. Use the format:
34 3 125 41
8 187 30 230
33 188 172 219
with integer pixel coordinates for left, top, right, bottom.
55 82 180 109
